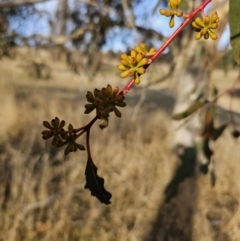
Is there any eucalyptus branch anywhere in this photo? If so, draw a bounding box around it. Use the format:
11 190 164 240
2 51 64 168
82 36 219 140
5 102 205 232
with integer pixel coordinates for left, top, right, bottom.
41 0 222 204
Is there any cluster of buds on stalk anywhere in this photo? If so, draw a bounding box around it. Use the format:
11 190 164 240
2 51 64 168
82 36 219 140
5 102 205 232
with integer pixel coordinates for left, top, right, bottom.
160 0 183 28
159 0 219 40
85 84 126 118
41 0 221 205
192 11 219 40
117 43 156 84
42 117 85 155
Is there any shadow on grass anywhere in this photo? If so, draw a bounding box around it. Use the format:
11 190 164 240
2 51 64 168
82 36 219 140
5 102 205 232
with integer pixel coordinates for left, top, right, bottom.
144 147 197 241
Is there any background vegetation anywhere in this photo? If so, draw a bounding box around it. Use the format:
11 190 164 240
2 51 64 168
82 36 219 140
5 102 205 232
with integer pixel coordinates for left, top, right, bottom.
0 0 240 240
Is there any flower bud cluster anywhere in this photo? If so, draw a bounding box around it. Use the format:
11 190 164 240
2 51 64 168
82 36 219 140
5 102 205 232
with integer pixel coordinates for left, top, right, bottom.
117 42 156 85
84 84 126 118
192 12 219 40
42 117 85 155
159 0 183 28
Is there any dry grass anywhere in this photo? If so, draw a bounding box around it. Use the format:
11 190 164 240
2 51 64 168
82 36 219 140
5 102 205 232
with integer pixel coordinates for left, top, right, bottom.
0 48 240 241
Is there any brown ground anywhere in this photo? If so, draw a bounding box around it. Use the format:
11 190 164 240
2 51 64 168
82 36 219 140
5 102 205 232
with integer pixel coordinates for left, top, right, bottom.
0 47 240 241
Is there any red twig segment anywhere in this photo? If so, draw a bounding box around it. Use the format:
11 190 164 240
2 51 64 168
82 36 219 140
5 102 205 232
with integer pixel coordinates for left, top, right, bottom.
85 116 99 159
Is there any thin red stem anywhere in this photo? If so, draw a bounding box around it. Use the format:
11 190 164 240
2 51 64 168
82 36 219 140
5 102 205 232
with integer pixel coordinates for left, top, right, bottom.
85 115 99 159
74 115 99 133
73 115 98 159
86 129 92 160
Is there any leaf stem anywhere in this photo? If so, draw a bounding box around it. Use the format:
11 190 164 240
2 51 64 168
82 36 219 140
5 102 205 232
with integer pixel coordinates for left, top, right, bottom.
85 115 99 160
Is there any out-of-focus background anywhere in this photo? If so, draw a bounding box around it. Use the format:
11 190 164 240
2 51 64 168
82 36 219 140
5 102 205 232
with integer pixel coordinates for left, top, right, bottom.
0 0 240 240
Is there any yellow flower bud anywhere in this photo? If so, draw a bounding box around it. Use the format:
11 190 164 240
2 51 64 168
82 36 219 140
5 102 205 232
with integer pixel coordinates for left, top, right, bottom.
129 56 137 65
134 46 144 54
204 15 210 25
194 17 205 28
137 58 148 67
120 53 128 60
149 47 156 53
135 67 146 75
211 11 219 23
209 23 218 29
208 29 217 40
195 32 202 40
175 10 183 17
192 21 201 29
140 42 147 52
146 48 156 57
120 59 131 67
169 16 175 28
120 70 130 78
117 64 128 71
136 53 144 62
168 0 180 10
200 28 207 35
134 73 140 85
165 10 173 17
128 69 134 76
160 9 166 15
204 32 209 40
130 49 137 57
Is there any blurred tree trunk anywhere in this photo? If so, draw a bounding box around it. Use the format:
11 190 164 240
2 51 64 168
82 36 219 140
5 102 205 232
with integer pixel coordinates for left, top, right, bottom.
145 2 230 240
51 0 69 60
58 0 68 35
171 0 228 162
171 39 207 152
165 27 209 202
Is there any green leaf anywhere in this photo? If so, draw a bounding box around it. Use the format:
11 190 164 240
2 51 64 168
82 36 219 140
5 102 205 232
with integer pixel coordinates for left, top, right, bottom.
84 158 112 205
211 123 228 141
229 0 240 64
172 101 204 120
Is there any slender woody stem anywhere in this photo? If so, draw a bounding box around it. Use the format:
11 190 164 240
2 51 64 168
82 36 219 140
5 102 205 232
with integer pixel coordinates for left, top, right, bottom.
85 116 98 159
74 115 99 133
86 129 92 160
